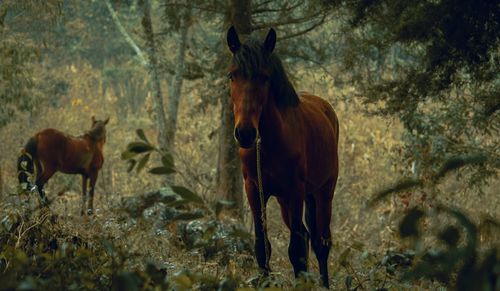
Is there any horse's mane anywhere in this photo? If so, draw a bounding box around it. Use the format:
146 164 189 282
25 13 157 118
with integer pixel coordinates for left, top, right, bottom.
86 123 106 141
231 38 299 108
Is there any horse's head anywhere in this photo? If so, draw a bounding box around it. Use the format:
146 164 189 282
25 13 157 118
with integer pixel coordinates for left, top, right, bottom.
226 26 277 149
227 26 299 149
89 116 109 143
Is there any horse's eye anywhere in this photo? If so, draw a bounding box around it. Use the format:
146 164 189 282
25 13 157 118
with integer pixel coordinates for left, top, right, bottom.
227 72 233 81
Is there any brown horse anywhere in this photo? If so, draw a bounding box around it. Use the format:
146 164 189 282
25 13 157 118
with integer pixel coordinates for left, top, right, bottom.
17 116 109 215
227 26 339 288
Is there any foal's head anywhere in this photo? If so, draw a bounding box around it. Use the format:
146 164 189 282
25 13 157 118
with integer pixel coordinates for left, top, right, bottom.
88 116 109 143
227 26 299 148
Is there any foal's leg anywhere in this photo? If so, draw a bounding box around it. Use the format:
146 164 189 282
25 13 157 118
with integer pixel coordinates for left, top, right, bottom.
246 180 272 274
309 178 336 289
86 171 98 215
80 175 88 216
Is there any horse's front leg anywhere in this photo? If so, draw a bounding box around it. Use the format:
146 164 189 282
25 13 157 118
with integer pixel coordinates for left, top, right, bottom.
285 183 310 278
86 171 98 215
80 175 88 216
245 179 272 275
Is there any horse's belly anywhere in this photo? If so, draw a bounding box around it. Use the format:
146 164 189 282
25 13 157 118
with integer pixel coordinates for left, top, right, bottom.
60 168 84 175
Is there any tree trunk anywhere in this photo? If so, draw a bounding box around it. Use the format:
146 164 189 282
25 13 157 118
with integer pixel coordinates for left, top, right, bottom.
139 0 169 152
0 165 3 197
215 0 252 215
166 8 191 154
0 2 7 31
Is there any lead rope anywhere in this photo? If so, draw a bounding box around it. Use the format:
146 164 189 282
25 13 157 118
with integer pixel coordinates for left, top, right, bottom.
255 136 269 271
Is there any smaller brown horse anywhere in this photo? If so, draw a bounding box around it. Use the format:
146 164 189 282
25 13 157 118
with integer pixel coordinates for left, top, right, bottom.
18 116 109 215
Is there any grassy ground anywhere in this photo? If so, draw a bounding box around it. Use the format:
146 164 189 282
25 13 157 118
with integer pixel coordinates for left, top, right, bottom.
0 73 498 289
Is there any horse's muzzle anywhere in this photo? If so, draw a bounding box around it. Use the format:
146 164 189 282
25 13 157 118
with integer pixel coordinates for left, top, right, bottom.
234 126 257 149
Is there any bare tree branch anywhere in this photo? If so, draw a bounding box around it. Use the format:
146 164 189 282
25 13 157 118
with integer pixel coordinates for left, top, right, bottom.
104 0 148 66
279 14 328 40
254 0 273 8
162 3 225 14
252 2 303 14
253 10 324 30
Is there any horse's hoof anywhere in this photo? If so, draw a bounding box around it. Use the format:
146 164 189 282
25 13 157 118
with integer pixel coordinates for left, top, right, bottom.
29 184 38 192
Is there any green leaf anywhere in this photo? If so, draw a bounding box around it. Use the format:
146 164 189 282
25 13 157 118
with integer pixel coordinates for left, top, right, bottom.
1 214 16 232
229 228 253 240
135 129 149 143
18 277 37 291
435 153 487 180
121 150 138 160
173 274 192 289
344 275 353 289
171 212 205 221
438 226 460 247
102 240 114 256
351 240 365 251
127 160 137 173
136 153 150 173
165 199 190 208
171 185 204 204
149 166 176 175
399 207 425 238
113 271 142 291
127 142 155 154
215 200 235 217
369 178 422 207
161 153 175 169
338 247 351 267
437 205 478 248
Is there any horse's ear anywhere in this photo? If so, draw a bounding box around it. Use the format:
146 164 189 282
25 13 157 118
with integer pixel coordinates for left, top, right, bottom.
263 28 276 54
227 25 241 54
104 117 110 125
91 116 96 124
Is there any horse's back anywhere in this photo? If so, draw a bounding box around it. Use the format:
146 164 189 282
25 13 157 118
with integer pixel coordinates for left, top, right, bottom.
36 128 68 152
35 128 93 173
299 92 339 141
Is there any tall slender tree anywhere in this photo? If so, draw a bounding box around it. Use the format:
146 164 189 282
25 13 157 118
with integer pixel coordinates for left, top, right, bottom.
139 0 169 153
215 0 252 214
165 6 192 156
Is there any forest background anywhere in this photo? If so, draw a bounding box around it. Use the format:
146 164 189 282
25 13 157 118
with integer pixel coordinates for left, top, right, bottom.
0 0 498 290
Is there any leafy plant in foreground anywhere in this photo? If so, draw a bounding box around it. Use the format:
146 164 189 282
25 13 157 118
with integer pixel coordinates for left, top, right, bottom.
370 154 500 291
121 129 236 220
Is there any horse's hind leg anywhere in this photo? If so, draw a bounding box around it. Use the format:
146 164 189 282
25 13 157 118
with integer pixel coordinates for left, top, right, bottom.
86 171 98 215
35 163 55 206
309 178 335 289
80 176 88 216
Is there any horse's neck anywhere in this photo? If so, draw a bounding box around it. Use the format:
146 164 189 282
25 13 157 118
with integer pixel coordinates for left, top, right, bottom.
82 134 103 149
259 100 286 149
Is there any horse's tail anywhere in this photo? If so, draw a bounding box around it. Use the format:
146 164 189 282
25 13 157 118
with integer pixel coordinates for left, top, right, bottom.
18 137 37 190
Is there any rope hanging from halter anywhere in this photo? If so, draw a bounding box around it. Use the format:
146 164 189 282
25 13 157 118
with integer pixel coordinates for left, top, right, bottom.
256 136 270 270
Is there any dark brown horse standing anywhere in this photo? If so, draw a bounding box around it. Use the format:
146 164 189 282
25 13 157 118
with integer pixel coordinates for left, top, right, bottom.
227 26 339 288
18 117 109 215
